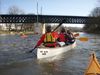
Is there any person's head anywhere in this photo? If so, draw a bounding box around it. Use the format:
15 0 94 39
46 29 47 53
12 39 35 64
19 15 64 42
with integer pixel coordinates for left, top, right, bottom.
67 29 71 34
46 25 51 32
60 27 66 33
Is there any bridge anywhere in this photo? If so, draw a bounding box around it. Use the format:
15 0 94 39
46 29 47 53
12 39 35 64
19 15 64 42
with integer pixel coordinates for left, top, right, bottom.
0 14 100 24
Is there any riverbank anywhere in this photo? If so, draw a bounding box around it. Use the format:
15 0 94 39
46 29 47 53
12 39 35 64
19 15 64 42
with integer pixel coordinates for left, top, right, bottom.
0 31 34 35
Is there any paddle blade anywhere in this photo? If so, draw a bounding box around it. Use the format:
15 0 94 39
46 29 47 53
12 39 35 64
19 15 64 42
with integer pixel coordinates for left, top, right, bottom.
78 37 88 41
26 49 33 53
74 33 79 37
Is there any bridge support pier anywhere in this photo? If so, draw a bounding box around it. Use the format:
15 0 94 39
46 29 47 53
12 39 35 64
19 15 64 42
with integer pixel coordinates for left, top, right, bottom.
34 23 45 34
42 23 45 34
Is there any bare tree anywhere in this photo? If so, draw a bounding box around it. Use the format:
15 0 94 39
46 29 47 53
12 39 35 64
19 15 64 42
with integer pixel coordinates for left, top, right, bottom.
7 5 25 31
7 6 35 32
83 7 100 33
8 5 24 14
91 7 100 17
98 0 100 7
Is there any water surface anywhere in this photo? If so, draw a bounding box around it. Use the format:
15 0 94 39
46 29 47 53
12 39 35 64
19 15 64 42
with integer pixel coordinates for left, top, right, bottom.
0 33 100 75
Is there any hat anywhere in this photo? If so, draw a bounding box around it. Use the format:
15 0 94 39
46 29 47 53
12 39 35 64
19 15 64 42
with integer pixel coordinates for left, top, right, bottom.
61 27 65 33
46 25 51 32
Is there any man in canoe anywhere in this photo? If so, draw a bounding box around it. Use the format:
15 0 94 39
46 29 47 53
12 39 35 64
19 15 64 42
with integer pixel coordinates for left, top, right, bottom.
66 29 75 44
57 27 75 46
35 25 59 48
57 27 67 46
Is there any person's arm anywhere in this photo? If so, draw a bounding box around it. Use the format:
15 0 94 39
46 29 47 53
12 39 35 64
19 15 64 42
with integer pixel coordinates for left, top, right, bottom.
36 34 45 46
71 32 75 39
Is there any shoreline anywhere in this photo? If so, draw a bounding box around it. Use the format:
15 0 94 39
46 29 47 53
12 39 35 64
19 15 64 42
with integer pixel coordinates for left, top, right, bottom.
0 31 35 35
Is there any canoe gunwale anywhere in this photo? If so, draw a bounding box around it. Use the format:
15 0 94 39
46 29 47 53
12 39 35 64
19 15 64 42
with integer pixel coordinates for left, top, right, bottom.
38 42 76 49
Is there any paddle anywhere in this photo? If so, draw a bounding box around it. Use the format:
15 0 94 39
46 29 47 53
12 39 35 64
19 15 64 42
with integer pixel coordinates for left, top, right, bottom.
52 22 63 32
28 21 64 53
72 33 89 42
77 37 89 41
73 33 79 37
28 46 37 53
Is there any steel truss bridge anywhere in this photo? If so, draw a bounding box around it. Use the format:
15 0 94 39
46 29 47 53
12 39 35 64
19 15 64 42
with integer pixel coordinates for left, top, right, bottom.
0 14 100 24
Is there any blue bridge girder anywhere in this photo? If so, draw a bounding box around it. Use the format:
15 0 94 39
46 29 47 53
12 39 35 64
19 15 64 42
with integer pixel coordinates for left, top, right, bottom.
0 14 100 24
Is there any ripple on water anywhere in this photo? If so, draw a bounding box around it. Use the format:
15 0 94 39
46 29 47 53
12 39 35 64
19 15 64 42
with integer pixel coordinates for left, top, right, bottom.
0 33 100 75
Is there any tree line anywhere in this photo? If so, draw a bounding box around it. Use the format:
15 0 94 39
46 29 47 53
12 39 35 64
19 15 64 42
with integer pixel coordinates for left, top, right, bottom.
83 0 100 33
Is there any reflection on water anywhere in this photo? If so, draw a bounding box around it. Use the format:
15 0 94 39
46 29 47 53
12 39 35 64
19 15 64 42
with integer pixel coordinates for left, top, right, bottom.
0 32 100 75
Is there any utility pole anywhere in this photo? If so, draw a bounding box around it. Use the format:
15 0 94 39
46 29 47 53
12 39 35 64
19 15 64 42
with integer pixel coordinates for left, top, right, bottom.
34 0 40 34
41 6 42 15
34 0 43 34
0 0 1 14
36 0 38 27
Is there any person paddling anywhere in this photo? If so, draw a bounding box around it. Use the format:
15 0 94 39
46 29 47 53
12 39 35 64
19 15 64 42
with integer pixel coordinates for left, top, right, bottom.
57 27 67 46
34 25 59 48
66 29 75 44
28 21 64 53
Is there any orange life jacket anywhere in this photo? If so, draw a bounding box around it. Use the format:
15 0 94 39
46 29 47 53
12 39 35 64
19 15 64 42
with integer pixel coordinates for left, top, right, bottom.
44 33 57 47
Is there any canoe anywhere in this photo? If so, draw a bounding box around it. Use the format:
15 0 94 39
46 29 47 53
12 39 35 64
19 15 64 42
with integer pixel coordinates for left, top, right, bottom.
37 41 76 59
84 52 100 75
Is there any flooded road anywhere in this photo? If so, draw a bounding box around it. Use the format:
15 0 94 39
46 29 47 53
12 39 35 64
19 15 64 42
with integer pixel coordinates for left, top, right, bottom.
0 32 100 75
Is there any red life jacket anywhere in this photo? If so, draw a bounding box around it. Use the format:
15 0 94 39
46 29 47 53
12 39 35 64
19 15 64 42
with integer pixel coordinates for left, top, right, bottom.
58 33 66 42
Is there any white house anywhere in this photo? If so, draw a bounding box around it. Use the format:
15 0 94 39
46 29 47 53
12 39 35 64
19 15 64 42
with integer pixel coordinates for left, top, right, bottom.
0 23 8 30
